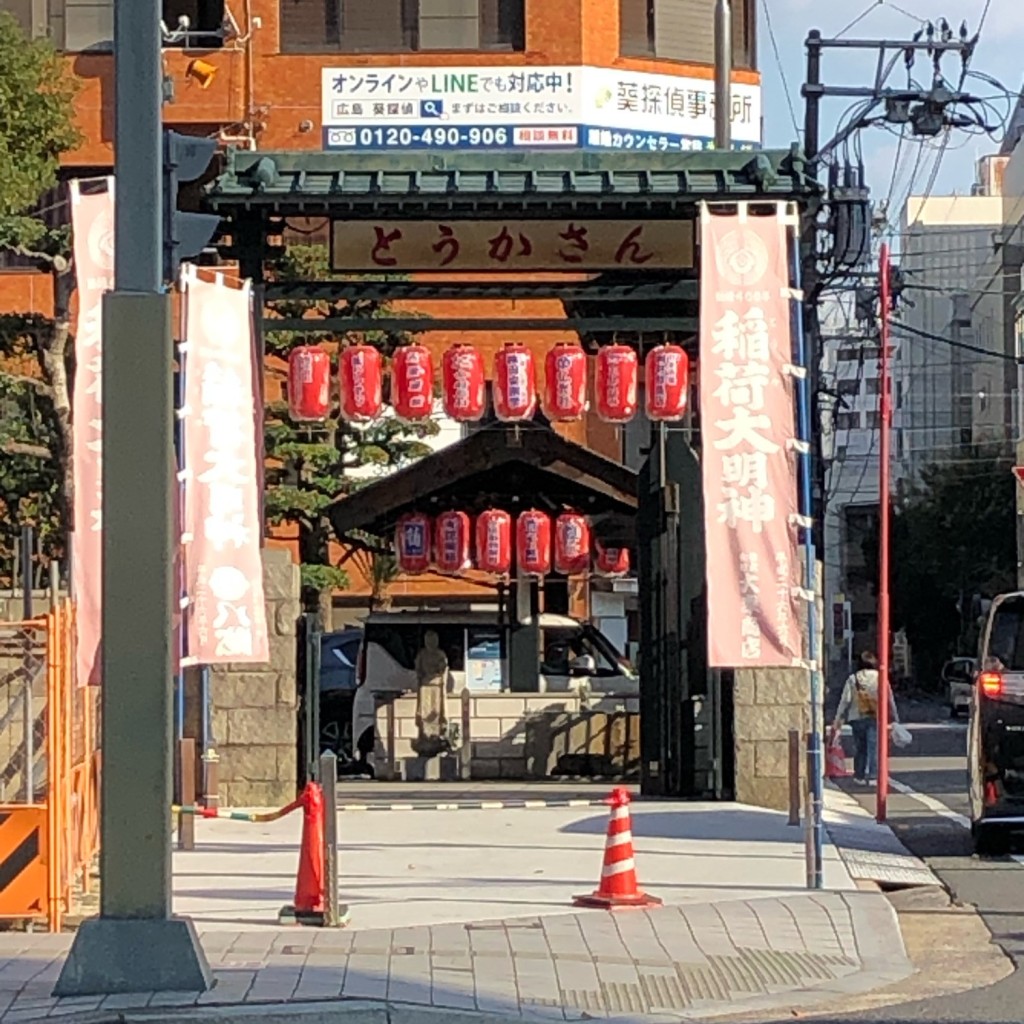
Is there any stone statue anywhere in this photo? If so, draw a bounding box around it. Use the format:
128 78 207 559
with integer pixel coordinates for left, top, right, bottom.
414 630 448 754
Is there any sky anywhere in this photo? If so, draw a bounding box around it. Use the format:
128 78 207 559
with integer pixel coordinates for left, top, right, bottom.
757 0 1023 209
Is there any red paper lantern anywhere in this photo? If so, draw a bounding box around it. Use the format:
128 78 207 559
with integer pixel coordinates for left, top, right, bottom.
476 509 512 575
543 343 588 422
645 344 689 422
516 510 551 577
395 513 432 575
435 510 472 574
442 344 487 422
392 344 434 421
595 344 639 423
493 343 537 422
287 346 331 422
339 344 383 422
554 512 591 575
595 544 630 578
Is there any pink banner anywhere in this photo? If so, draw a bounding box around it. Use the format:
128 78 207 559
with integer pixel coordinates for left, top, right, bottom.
181 267 269 664
70 178 114 687
700 204 802 668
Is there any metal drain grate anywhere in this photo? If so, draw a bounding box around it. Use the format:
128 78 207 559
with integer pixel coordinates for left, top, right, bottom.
559 948 857 1015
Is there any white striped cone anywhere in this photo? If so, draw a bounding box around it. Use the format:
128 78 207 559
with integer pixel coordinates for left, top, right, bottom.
573 788 661 909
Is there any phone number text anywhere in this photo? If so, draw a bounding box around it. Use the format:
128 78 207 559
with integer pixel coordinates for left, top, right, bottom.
324 124 578 150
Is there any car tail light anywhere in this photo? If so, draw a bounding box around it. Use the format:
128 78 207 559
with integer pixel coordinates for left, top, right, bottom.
979 671 1004 697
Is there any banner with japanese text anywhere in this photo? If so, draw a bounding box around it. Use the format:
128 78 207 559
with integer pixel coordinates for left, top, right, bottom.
70 177 114 687
699 204 802 668
180 267 269 665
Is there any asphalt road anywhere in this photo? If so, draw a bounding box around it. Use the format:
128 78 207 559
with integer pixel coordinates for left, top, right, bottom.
797 716 1024 1023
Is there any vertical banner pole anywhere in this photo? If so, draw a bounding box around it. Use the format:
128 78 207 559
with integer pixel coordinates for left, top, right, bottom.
877 245 893 823
789 214 824 889
174 274 187 775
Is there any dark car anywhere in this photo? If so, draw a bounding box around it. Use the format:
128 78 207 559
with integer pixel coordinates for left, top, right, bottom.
318 628 362 760
968 592 1024 855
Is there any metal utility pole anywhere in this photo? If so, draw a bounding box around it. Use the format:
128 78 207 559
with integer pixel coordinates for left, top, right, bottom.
876 246 893 823
55 0 211 996
800 26 987 552
714 0 732 149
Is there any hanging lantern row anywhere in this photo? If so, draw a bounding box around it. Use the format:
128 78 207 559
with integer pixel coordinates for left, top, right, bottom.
287 341 689 425
393 509 631 580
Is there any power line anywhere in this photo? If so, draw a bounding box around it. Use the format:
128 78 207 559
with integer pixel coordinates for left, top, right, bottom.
891 321 1017 362
760 0 801 140
835 2 884 38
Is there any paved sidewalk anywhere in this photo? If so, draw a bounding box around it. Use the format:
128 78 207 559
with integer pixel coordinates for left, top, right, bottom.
0 891 909 1022
173 797 856 931
0 791 919 1022
823 784 943 889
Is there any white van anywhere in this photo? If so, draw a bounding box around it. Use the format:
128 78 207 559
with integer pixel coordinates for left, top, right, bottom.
351 610 637 762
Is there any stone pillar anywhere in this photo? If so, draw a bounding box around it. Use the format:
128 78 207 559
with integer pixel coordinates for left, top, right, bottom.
733 668 810 810
732 563 824 811
207 548 301 808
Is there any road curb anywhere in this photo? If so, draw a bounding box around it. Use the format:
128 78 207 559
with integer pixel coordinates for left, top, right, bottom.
707 888 1014 1023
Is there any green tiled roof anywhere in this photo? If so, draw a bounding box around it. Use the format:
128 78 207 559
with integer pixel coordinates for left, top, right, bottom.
206 147 816 214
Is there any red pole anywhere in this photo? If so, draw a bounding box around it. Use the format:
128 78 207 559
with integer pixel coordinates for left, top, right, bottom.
877 244 892 823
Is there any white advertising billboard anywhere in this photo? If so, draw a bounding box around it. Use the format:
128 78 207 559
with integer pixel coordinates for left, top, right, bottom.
321 65 761 154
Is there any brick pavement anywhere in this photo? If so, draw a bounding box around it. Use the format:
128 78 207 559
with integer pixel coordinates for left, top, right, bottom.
0 891 911 1022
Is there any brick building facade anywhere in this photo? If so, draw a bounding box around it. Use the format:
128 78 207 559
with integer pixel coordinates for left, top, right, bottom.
0 0 761 622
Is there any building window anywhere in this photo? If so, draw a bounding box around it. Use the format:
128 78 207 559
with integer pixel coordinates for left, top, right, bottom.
280 0 525 54
835 410 860 431
161 1 227 48
619 0 756 69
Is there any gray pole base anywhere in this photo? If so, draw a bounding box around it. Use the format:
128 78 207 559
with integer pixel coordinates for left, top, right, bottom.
52 917 212 997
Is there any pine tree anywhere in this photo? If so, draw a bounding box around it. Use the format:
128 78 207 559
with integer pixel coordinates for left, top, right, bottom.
0 11 80 583
263 244 437 627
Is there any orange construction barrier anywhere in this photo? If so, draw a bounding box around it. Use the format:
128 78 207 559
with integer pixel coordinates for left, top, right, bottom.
0 601 97 932
279 781 326 926
573 787 661 910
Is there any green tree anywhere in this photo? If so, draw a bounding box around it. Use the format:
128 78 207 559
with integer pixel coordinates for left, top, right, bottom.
0 11 80 583
263 244 437 627
864 452 1017 686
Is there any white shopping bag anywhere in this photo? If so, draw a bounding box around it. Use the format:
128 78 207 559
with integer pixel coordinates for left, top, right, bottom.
890 722 913 749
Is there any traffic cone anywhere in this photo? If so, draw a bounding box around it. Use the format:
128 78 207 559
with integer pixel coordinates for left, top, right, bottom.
573 787 661 910
279 781 326 925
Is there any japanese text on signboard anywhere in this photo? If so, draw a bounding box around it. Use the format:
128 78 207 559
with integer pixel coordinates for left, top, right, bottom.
181 270 269 666
700 206 801 669
330 219 694 273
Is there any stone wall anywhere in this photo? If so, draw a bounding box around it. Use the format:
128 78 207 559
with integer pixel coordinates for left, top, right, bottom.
733 564 824 811
0 591 63 620
373 690 640 782
733 668 810 810
206 547 301 808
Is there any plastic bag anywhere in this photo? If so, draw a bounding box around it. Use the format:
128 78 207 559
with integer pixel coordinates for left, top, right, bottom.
890 722 912 749
825 729 849 778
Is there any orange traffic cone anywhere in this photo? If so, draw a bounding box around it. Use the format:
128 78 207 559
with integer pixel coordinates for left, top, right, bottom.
279 781 326 925
573 787 661 910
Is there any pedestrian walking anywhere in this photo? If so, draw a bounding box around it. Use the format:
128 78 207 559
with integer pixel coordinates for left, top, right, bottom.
831 651 899 785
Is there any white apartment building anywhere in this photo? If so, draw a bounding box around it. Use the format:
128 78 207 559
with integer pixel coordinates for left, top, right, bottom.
899 175 1006 481
824 153 1017 676
821 294 901 674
